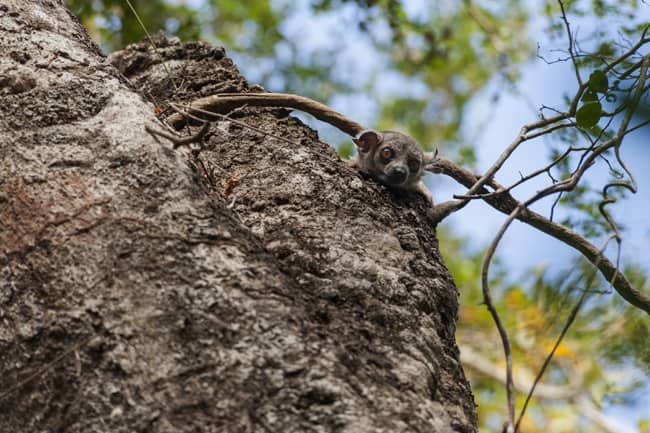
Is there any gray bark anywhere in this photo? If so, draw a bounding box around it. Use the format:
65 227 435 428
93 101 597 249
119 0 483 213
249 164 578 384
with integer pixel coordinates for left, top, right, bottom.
0 1 477 432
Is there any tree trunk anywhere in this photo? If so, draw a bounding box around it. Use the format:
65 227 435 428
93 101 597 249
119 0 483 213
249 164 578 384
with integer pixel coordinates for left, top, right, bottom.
0 1 477 432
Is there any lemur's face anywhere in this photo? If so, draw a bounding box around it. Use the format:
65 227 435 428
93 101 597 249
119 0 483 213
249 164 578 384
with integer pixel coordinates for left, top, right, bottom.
354 130 425 189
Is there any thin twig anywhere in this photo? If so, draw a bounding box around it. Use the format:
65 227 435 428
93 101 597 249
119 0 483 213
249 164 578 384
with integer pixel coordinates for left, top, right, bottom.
558 0 583 85
481 202 529 431
169 102 304 147
0 335 96 402
523 122 576 141
611 55 648 194
604 25 650 76
453 145 574 200
124 0 177 91
145 121 210 148
625 118 650 135
481 183 615 430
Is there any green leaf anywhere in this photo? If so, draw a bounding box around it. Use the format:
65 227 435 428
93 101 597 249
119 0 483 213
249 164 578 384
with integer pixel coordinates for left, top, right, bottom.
458 146 477 167
588 70 608 93
576 102 602 128
337 142 354 159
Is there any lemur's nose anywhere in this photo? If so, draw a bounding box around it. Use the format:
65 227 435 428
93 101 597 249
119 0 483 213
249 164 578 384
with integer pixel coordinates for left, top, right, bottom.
388 166 407 184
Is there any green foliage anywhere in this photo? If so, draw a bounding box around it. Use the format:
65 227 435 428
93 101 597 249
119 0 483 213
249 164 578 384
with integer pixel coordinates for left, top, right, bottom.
337 141 355 159
574 70 609 128
588 70 609 94
374 1 532 152
66 0 202 51
576 100 602 128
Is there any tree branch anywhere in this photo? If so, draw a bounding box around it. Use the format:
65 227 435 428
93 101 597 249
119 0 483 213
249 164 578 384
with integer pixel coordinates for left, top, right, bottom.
166 92 365 136
558 0 582 85
431 159 650 315
163 91 650 315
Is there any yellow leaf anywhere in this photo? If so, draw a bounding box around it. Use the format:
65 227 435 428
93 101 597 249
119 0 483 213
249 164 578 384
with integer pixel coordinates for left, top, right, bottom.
505 289 525 307
522 306 546 331
541 339 572 359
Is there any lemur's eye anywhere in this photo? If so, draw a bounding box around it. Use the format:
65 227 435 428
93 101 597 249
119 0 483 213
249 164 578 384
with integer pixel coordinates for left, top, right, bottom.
408 159 420 172
380 148 394 161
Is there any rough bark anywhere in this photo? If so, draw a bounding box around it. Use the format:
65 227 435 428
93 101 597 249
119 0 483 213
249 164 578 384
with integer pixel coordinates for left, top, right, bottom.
0 1 477 432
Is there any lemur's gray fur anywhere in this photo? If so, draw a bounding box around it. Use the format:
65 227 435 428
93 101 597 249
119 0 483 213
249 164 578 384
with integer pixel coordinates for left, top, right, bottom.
350 130 436 205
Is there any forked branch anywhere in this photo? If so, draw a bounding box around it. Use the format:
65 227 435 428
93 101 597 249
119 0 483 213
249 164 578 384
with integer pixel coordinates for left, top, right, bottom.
433 158 650 314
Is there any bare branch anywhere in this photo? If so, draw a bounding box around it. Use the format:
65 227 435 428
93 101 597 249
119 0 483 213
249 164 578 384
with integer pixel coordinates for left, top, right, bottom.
522 121 576 141
427 199 468 223
169 102 303 147
454 145 574 200
460 112 571 199
146 120 210 148
480 204 520 430
611 55 649 194
558 0 583 85
626 118 650 135
467 53 625 210
580 56 648 241
604 25 650 76
166 92 365 136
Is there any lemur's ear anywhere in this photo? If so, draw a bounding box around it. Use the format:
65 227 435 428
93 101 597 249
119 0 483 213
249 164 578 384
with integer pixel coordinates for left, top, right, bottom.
423 148 438 163
423 148 443 173
353 130 383 153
